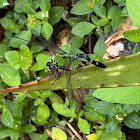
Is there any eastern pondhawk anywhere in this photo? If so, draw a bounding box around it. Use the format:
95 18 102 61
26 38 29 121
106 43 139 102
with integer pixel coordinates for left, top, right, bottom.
12 33 106 94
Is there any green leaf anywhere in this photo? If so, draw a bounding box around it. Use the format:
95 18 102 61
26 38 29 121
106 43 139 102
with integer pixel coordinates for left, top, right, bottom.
68 36 84 49
94 101 114 114
5 51 20 70
37 103 50 123
67 17 85 26
9 30 32 48
49 93 64 104
0 17 15 31
0 63 21 86
13 92 27 103
84 89 98 106
32 51 51 71
112 14 125 31
72 21 95 36
123 29 140 42
10 130 19 140
41 90 53 98
40 0 51 12
1 108 13 128
106 121 118 132
94 1 106 18
48 6 64 25
124 113 140 129
126 0 140 28
52 127 67 140
78 118 90 134
22 124 37 133
0 130 11 139
70 0 94 15
96 18 108 26
107 6 120 19
34 98 42 106
41 22 53 40
94 38 106 58
91 14 98 24
0 44 10 60
29 132 48 140
84 106 104 122
132 45 140 54
14 0 32 13
0 0 9 8
93 86 140 104
123 104 135 115
52 103 77 118
20 45 32 70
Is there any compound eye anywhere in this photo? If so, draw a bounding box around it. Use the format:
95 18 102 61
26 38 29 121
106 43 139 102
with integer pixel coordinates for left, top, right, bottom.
47 62 51 66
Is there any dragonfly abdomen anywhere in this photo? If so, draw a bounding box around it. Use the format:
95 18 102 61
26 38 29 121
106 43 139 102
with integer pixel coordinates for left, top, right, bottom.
76 54 106 68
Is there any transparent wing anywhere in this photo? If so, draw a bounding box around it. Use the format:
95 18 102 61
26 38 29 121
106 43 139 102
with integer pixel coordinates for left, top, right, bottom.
35 34 66 55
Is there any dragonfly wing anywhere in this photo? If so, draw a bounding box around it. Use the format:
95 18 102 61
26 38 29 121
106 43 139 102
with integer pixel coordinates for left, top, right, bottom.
37 34 66 54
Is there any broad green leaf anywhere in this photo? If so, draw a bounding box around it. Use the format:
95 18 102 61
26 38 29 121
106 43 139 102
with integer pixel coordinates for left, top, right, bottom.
0 0 9 8
9 30 32 48
94 101 114 114
41 22 53 40
72 21 95 36
94 38 106 58
37 103 50 123
132 45 140 54
0 130 11 139
0 17 15 31
31 44 44 54
52 127 67 140
41 90 53 98
86 134 98 140
40 0 51 12
13 92 27 103
96 18 108 26
29 132 48 140
10 130 19 140
107 6 120 19
84 89 98 106
123 29 140 42
22 124 37 133
48 6 64 25
1 108 13 128
67 17 85 26
123 104 135 115
52 103 77 118
0 63 20 86
124 113 140 129
106 121 118 132
126 0 140 28
14 0 32 13
112 14 125 31
5 51 21 70
20 45 32 70
0 44 10 60
84 106 104 122
68 36 84 49
49 93 63 104
93 86 140 104
91 14 98 24
34 98 42 106
70 0 94 15
104 22 111 34
78 118 90 134
32 51 51 71
35 11 49 20
94 1 106 18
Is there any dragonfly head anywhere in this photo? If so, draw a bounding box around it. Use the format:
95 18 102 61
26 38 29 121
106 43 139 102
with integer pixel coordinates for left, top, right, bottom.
45 62 55 72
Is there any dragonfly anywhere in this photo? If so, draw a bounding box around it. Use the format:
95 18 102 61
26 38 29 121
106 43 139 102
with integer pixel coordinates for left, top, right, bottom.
12 32 106 93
